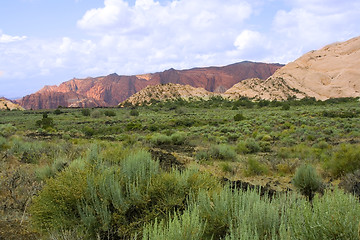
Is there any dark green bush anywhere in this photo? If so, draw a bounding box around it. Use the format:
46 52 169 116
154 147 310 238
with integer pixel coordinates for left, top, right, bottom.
83 126 95 137
81 108 91 116
36 113 55 129
104 110 116 117
130 109 139 116
53 108 62 115
281 103 290 110
125 121 142 131
233 113 245 121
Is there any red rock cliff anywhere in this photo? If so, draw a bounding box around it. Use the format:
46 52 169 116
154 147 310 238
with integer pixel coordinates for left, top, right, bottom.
17 61 283 109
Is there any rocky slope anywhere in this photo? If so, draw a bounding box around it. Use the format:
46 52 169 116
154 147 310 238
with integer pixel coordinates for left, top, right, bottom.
225 36 360 100
0 98 24 110
121 83 215 106
16 61 282 109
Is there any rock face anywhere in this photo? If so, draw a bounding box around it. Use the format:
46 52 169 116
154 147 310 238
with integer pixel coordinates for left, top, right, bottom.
225 36 360 100
121 83 215 106
16 61 282 109
0 98 24 110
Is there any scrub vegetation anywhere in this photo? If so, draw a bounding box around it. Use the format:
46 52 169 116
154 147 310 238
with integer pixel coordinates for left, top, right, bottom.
1 96 360 239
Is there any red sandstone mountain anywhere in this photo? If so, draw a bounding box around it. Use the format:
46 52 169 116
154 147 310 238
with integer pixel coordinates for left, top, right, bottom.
16 61 282 109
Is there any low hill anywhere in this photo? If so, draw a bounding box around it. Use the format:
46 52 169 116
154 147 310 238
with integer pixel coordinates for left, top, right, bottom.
120 83 214 106
0 98 24 110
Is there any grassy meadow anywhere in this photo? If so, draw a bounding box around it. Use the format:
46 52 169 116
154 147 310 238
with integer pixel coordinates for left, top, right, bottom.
1 97 360 239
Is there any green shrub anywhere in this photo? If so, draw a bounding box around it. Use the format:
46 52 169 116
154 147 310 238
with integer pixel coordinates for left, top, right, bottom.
196 145 237 162
325 144 360 178
220 163 235 174
212 144 237 161
36 113 55 129
287 188 360 240
53 108 62 115
30 167 88 233
292 164 322 201
236 138 260 154
0 136 7 151
130 109 139 116
195 150 209 162
83 126 95 137
234 113 245 121
244 157 269 176
142 206 205 240
281 103 290 110
0 123 17 137
126 121 142 131
104 110 116 117
151 133 172 146
81 108 91 116
170 132 187 145
36 158 69 181
91 110 102 118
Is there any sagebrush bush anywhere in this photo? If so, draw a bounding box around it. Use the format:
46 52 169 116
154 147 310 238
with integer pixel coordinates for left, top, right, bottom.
292 164 322 201
150 133 172 146
236 138 260 154
91 110 102 118
30 148 221 239
197 144 237 162
209 144 237 161
142 206 205 240
287 188 360 240
170 132 187 145
326 144 360 178
244 157 269 176
0 123 17 137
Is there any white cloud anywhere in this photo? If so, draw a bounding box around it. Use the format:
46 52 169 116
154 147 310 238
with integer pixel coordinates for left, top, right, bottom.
77 0 131 31
75 0 253 74
0 31 27 43
234 30 264 51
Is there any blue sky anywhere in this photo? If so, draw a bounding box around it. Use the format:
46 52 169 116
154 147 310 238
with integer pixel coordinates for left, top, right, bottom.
1 0 360 99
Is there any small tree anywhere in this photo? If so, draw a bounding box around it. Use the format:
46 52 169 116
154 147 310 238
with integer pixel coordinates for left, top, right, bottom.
36 113 55 129
292 164 322 202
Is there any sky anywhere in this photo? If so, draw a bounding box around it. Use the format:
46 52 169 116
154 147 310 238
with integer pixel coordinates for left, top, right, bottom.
0 0 360 99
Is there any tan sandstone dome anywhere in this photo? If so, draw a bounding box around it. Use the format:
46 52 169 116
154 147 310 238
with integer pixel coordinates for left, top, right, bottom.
225 36 360 100
120 83 214 106
0 98 24 110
